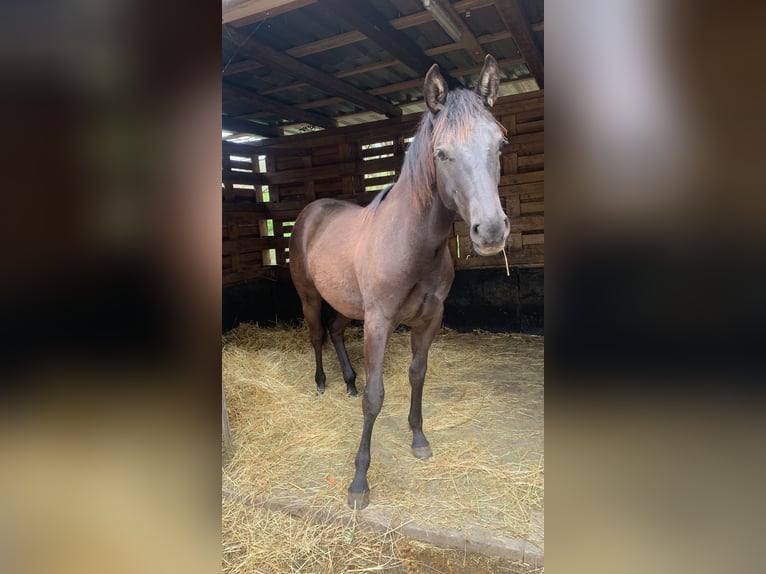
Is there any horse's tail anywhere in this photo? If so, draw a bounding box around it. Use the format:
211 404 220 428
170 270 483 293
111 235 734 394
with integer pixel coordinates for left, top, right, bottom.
319 300 332 345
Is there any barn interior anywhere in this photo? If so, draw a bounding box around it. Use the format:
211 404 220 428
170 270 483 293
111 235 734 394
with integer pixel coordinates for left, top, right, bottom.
221 0 544 334
221 2 544 571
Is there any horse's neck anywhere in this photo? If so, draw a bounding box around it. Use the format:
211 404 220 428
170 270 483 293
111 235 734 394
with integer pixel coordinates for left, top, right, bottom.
394 184 453 249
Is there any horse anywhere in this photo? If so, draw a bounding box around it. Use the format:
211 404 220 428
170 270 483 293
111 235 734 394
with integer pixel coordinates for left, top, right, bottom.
288 55 510 509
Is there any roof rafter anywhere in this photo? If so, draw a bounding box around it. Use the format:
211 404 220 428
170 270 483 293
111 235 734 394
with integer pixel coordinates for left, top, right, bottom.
223 25 402 118
316 0 442 80
435 0 486 63
223 82 337 130
222 0 503 78
222 116 282 138
245 30 516 101
494 0 544 88
223 0 316 26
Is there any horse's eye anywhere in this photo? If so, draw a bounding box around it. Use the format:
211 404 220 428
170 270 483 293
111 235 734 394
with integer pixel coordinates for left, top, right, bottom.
499 138 509 154
435 148 448 161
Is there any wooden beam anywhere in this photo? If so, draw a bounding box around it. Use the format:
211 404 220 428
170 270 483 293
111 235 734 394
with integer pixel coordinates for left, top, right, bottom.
223 0 316 25
292 57 528 110
222 30 368 77
222 117 282 138
494 0 544 88
223 82 337 130
301 77 536 128
256 60 397 98
436 0 486 63
254 29 513 96
316 0 448 81
225 0 494 28
223 25 402 117
223 0 506 78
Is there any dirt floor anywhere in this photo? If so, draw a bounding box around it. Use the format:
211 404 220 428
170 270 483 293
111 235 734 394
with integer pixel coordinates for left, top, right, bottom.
222 324 543 573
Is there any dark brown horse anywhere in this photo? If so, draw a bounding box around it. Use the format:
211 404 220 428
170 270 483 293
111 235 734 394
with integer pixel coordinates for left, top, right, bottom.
289 55 510 509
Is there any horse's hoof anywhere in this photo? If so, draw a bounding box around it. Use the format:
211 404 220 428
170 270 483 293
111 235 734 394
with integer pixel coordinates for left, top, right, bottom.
347 490 369 510
412 445 433 460
316 386 326 395
347 386 358 397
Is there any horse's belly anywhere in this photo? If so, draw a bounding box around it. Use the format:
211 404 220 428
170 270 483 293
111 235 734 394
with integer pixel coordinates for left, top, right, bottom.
308 253 365 320
318 279 365 320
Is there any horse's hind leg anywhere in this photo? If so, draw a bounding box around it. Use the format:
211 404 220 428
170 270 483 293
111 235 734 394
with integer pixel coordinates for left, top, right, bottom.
300 293 327 394
408 309 444 460
327 310 358 396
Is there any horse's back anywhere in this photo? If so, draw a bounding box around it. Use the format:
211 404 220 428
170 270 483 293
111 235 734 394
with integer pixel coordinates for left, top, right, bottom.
290 198 363 259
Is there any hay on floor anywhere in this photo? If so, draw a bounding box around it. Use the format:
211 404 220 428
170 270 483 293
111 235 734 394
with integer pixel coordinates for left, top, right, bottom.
222 323 543 572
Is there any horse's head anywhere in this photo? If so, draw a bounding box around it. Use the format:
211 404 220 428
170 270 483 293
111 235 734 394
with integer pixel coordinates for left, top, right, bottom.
425 56 510 256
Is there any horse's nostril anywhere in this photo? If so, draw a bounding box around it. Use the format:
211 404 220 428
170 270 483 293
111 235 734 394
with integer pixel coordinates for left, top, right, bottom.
471 223 480 235
504 216 510 228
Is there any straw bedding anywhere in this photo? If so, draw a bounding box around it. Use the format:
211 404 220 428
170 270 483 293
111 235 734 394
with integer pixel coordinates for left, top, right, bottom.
222 323 543 573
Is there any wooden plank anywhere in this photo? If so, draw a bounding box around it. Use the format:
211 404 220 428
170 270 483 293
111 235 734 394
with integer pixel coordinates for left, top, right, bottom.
518 153 544 171
500 176 544 191
227 23 508 81
494 0 544 88
223 83 336 130
505 151 518 174
223 115 415 153
222 117 282 138
522 233 544 246
223 30 369 77
223 25 402 118
226 154 401 186
515 108 545 124
289 31 365 58
520 201 544 215
504 112 517 136
439 0 487 63
507 195 521 217
516 119 543 134
509 214 544 232
505 131 543 155
223 237 290 255
222 170 268 186
494 100 544 116
316 0 444 80
224 0 316 25
456 244 543 269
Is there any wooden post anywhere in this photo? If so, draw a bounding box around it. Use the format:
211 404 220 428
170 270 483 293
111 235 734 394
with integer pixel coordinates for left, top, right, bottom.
222 381 234 461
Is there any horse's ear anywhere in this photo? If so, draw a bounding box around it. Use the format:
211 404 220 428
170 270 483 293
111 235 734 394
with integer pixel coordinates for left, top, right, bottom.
424 63 448 114
475 54 499 108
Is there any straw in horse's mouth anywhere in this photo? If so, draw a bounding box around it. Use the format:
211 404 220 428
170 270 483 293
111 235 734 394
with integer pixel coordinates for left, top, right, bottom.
465 246 511 277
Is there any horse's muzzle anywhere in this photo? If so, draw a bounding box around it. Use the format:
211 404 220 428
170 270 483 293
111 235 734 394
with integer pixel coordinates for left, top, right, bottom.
470 216 510 256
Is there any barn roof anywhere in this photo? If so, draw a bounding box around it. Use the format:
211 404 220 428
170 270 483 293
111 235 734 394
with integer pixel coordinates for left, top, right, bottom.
222 0 543 141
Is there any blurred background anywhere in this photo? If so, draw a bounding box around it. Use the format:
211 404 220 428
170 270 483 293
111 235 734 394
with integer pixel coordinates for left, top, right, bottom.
0 1 221 573
1 0 765 573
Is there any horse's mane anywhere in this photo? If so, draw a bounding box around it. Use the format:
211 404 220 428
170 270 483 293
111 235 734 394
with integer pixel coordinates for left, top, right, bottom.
366 183 394 211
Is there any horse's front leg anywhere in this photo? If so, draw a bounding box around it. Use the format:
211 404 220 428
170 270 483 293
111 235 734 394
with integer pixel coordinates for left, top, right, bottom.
408 307 443 460
347 316 392 509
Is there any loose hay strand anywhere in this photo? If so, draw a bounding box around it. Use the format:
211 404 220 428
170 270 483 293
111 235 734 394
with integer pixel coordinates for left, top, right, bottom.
223 323 544 572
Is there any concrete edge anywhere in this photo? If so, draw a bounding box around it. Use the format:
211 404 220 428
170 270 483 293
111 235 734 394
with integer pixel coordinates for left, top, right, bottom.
222 487 544 568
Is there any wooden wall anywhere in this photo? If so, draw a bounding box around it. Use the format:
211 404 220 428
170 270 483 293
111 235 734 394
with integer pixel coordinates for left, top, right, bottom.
222 90 543 287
